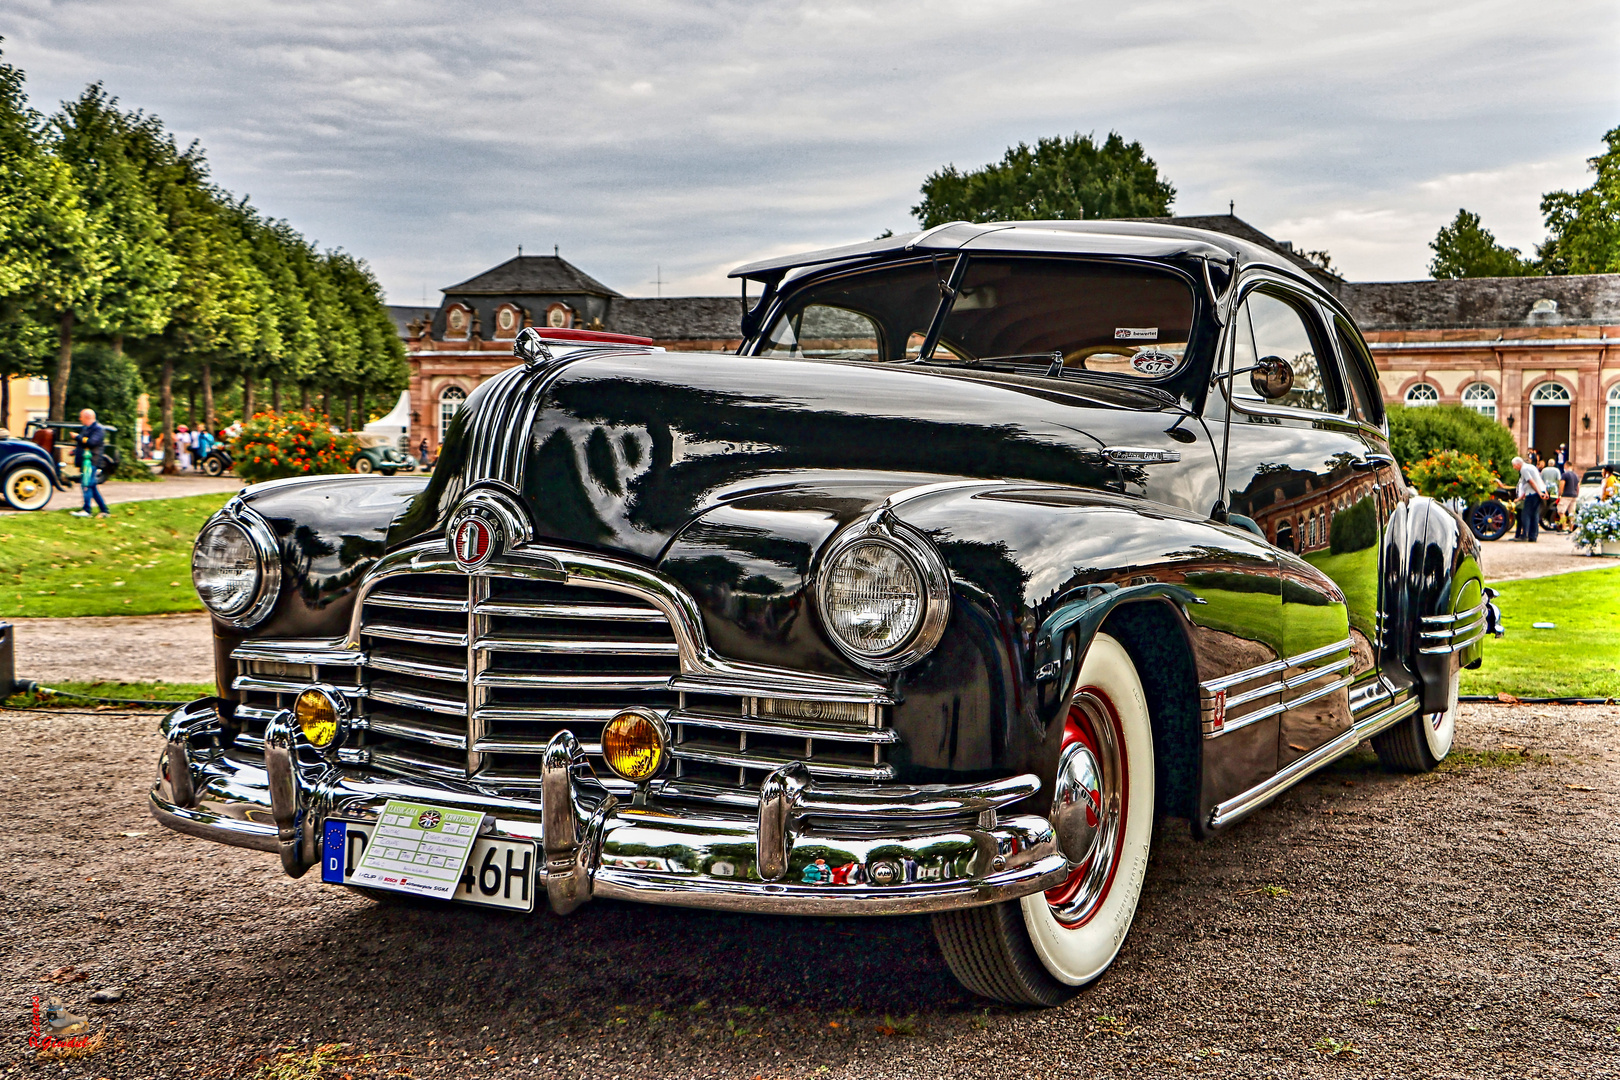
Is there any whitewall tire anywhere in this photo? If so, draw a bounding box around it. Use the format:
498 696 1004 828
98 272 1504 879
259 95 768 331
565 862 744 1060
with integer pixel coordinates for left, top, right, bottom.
3 465 54 511
933 632 1155 1005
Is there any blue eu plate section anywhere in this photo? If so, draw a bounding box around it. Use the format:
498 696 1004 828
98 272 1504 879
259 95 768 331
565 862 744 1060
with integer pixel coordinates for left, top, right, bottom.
322 819 348 883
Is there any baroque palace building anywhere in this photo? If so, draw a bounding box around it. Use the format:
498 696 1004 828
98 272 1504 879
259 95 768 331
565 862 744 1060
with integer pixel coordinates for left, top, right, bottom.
394 224 1620 467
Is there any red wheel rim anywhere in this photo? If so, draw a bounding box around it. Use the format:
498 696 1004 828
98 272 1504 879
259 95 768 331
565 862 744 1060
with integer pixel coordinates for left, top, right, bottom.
1043 689 1128 928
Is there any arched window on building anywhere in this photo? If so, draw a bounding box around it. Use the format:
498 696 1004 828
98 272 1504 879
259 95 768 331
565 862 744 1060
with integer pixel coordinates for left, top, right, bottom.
437 385 467 442
1461 382 1497 420
1608 384 1620 464
1404 382 1439 406
1530 381 1571 405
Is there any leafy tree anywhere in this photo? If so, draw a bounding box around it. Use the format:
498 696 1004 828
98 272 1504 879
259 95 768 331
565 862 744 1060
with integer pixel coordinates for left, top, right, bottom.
326 249 408 426
1386 404 1517 484
64 341 148 478
51 85 177 416
1428 209 1535 278
1537 125 1620 275
0 44 95 426
913 132 1175 227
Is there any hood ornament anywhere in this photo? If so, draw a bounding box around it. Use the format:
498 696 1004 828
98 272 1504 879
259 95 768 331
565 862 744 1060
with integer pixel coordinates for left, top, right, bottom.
514 327 554 368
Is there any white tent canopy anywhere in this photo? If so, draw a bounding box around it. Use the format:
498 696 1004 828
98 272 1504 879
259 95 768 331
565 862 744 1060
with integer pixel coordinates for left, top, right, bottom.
363 391 411 449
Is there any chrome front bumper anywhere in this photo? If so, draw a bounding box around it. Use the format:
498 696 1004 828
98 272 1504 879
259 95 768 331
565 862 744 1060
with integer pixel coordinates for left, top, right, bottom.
150 699 1067 916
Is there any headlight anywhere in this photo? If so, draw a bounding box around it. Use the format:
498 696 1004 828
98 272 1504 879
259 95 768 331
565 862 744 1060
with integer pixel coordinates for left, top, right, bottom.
816 517 950 670
192 522 258 615
192 503 280 627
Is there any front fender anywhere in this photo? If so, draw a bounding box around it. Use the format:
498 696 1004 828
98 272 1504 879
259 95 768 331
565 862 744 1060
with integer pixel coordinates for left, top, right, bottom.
1 440 70 489
224 474 431 641
885 484 1283 818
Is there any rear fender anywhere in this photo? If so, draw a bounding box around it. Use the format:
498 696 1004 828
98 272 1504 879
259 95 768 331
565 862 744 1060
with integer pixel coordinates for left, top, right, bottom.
1408 496 1486 710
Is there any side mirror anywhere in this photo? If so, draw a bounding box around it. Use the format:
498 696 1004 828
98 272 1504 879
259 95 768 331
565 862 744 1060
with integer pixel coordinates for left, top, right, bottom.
1250 355 1294 399
514 327 553 367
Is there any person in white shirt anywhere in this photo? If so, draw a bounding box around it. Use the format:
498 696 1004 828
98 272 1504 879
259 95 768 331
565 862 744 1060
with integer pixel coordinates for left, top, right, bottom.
1513 455 1547 542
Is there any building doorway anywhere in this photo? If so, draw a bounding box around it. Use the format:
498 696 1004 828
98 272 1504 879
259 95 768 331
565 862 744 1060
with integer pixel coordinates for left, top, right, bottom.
1530 382 1571 465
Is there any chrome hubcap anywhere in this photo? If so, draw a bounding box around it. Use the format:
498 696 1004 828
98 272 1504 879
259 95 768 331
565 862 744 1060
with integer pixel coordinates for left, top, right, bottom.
1051 742 1103 865
1045 691 1126 926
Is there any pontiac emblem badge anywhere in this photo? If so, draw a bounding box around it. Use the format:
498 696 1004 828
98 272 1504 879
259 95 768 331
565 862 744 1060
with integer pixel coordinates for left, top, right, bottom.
453 517 497 571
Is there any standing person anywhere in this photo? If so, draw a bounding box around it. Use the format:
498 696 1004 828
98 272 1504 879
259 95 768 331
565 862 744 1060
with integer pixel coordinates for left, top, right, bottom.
1603 464 1620 502
70 408 110 518
1541 458 1562 530
1559 460 1580 530
1556 443 1568 468
175 425 191 471
418 437 431 469
1514 455 1547 542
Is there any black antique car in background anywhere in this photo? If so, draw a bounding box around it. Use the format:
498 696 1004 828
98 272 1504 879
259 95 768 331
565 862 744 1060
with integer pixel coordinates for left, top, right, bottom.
154 220 1500 1005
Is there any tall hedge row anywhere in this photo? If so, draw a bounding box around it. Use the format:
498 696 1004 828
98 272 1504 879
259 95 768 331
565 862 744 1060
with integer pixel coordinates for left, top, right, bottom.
1385 404 1518 482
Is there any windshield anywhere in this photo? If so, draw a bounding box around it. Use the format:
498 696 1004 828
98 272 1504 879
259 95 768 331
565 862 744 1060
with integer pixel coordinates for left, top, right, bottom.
758 257 1197 381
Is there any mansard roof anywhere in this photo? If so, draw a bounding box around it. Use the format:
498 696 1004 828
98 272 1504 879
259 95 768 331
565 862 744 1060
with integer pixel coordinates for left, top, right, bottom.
608 297 745 340
1339 274 1620 331
443 255 622 298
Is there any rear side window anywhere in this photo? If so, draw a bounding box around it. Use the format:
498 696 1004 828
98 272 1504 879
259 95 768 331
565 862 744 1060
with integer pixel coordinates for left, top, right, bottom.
1334 317 1385 426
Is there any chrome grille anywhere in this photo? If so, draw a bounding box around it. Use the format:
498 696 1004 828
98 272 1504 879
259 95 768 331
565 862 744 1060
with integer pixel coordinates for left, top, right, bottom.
351 568 893 790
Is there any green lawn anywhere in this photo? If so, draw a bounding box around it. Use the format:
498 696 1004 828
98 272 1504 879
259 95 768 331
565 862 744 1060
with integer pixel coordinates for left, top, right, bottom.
0 493 231 618
4 679 215 710
1461 565 1620 699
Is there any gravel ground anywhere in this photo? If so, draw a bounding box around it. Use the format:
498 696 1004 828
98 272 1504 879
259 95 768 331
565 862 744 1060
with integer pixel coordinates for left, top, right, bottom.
0 474 240 516
3 702 1616 1078
8 613 214 686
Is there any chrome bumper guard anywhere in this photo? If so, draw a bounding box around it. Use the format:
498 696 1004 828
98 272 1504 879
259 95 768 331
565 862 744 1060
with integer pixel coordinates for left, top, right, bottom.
1418 590 1504 656
150 698 1067 916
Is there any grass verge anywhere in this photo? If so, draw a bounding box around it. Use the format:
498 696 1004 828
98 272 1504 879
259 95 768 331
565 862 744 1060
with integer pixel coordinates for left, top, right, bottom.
1461 565 1620 699
0 493 230 617
4 680 215 710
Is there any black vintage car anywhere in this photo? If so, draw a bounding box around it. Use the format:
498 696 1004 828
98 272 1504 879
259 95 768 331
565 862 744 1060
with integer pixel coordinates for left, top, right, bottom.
154 221 1500 1006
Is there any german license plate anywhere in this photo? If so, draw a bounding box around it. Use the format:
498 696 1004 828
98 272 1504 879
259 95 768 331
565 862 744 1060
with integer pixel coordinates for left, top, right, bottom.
321 818 537 912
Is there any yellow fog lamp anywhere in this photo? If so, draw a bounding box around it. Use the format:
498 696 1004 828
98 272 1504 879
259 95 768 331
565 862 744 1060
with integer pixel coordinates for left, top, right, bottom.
294 685 348 748
602 708 669 783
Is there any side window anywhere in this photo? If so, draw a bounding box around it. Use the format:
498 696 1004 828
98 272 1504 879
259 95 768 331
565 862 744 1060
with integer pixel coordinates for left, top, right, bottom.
1334 317 1385 426
1231 290 1341 413
761 304 882 360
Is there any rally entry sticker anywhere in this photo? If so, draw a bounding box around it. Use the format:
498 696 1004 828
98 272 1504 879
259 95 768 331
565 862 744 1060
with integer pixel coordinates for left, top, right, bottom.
351 800 485 900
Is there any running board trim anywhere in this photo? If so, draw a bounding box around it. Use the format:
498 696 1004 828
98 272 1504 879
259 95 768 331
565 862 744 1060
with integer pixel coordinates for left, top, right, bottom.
1207 693 1422 830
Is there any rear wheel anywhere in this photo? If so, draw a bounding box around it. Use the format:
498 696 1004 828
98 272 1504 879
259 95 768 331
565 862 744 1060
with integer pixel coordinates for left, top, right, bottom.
932 633 1154 1006
202 454 225 477
2 464 54 510
1374 658 1458 772
1467 500 1510 541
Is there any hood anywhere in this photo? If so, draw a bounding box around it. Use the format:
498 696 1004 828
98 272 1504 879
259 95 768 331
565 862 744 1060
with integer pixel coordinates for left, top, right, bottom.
390 348 1203 559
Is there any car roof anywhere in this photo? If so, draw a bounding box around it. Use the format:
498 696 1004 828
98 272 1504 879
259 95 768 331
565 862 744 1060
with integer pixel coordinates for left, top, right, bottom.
729 219 1318 291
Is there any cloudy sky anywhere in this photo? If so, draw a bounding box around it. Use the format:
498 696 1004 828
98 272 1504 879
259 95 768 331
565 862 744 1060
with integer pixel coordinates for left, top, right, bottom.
5 1 1617 303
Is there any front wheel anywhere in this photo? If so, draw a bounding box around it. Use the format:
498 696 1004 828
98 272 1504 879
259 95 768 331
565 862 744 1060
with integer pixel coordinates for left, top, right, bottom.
2 464 54 510
1467 500 1510 542
351 455 374 474
932 633 1155 1006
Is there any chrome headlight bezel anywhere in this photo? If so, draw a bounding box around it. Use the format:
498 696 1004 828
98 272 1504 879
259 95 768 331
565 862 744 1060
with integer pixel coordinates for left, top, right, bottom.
814 513 951 672
192 500 281 628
